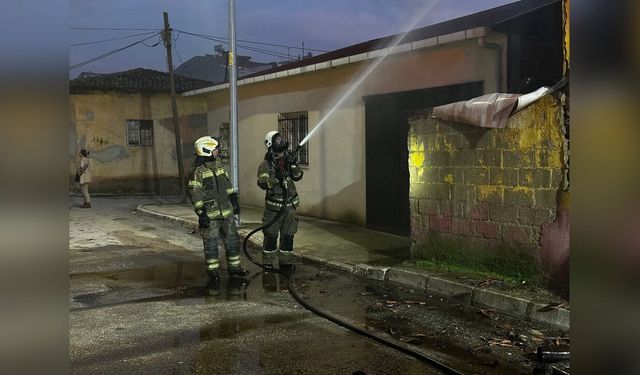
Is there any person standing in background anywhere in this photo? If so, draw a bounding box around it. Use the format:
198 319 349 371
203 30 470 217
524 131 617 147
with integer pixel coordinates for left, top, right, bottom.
77 149 92 208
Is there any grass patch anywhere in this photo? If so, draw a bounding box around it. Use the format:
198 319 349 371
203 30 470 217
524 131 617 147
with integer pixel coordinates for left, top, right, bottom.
414 232 543 285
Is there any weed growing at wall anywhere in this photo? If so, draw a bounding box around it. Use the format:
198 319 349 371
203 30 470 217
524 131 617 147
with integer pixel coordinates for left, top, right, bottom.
414 231 543 285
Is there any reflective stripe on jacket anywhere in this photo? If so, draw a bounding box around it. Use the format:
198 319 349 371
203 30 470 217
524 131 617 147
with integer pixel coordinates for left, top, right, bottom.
257 158 303 210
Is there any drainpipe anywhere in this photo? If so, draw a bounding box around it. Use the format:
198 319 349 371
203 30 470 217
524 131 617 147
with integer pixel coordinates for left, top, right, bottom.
478 36 503 92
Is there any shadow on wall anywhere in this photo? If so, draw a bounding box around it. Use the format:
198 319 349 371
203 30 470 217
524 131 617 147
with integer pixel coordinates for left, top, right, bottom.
305 180 365 226
540 191 570 292
436 119 494 150
141 140 161 194
158 114 206 167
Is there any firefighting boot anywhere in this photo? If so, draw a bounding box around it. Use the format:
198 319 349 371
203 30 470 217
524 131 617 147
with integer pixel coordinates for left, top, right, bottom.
278 235 296 273
206 268 219 281
227 266 250 277
262 234 278 268
226 277 246 299
261 270 279 292
206 276 220 297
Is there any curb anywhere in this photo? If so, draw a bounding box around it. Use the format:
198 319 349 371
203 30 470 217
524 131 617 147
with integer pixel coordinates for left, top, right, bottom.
137 204 569 331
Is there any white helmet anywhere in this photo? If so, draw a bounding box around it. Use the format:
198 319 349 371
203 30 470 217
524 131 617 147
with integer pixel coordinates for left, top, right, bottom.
264 131 279 149
194 136 220 157
264 131 288 152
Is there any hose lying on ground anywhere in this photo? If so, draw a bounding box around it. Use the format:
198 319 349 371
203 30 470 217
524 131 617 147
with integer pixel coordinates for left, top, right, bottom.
241 169 464 375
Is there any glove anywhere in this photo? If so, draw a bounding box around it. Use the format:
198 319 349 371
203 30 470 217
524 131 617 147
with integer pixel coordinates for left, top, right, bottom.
229 192 241 215
267 176 279 188
198 212 210 228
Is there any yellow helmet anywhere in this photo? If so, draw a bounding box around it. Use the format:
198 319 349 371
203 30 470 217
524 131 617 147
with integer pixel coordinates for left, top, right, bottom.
194 136 220 157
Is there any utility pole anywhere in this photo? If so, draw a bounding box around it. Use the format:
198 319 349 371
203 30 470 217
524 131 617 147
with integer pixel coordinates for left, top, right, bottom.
228 0 240 224
162 11 186 203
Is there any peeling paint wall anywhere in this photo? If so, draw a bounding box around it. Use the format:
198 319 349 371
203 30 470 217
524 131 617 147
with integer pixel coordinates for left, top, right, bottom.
408 96 569 282
70 91 208 193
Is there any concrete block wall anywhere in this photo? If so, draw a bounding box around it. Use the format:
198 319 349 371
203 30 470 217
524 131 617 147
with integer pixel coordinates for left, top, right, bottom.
408 96 566 259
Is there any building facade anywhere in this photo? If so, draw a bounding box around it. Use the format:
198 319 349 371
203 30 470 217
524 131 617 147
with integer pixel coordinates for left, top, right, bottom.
70 68 212 193
186 0 564 235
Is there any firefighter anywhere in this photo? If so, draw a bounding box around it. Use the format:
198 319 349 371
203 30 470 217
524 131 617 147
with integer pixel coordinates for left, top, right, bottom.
257 131 304 270
188 136 249 281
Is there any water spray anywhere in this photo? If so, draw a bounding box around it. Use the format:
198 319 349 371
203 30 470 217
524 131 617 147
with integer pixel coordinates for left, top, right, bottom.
292 0 442 154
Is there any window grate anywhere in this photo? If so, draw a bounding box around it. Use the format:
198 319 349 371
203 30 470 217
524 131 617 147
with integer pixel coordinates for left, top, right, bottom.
127 120 154 146
277 111 309 166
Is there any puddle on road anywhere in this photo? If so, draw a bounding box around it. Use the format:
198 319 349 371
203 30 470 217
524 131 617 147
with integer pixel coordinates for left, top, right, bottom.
71 260 562 374
196 312 305 342
72 261 204 287
71 261 260 310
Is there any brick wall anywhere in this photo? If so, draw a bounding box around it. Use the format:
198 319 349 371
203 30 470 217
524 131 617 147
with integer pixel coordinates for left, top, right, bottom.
408 96 567 264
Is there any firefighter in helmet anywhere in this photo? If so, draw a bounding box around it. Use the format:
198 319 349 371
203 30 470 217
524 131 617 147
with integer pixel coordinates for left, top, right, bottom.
188 136 249 281
257 131 304 270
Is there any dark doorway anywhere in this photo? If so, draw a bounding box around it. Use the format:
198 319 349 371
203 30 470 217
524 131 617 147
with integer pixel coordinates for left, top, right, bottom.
364 82 484 235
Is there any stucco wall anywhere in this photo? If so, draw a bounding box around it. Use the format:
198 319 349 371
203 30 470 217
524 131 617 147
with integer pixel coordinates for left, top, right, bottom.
70 91 208 193
202 35 506 224
407 96 569 280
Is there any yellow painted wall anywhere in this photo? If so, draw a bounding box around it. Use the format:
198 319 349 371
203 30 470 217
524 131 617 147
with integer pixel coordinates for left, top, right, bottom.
70 91 208 192
408 96 566 249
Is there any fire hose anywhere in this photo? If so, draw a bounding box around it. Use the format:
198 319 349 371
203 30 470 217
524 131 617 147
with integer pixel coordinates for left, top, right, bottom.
241 147 465 375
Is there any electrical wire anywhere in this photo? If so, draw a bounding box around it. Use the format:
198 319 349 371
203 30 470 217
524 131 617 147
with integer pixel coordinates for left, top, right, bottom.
70 32 161 70
71 31 159 47
141 33 163 48
71 27 161 31
174 29 328 53
176 30 296 61
172 34 193 78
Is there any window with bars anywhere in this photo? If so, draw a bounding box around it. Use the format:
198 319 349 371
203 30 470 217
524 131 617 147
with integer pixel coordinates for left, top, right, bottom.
277 111 309 166
126 120 154 146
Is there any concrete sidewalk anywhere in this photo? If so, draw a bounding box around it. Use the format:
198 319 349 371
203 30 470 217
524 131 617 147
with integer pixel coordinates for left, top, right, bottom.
137 203 569 331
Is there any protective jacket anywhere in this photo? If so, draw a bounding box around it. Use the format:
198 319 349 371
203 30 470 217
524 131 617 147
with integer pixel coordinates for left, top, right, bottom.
257 154 303 211
188 159 235 219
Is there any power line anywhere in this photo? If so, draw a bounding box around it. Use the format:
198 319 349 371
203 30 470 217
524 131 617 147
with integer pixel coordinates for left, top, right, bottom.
141 33 163 47
172 34 193 77
238 44 297 61
71 26 327 53
71 31 159 47
69 26 317 72
70 32 161 70
71 27 161 31
176 30 296 61
175 29 328 53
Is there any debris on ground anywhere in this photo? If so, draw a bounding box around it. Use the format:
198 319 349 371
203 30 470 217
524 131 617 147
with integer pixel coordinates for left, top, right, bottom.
488 338 516 347
479 308 499 320
398 336 423 344
478 277 502 287
537 302 570 312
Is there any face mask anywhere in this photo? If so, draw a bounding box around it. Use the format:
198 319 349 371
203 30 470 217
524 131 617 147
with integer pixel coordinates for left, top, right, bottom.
271 135 289 153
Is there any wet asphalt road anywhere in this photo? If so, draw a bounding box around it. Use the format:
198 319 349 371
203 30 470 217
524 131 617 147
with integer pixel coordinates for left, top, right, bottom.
70 197 567 374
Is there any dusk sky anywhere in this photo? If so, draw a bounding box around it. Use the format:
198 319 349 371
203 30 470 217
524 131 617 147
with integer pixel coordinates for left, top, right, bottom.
70 0 517 78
